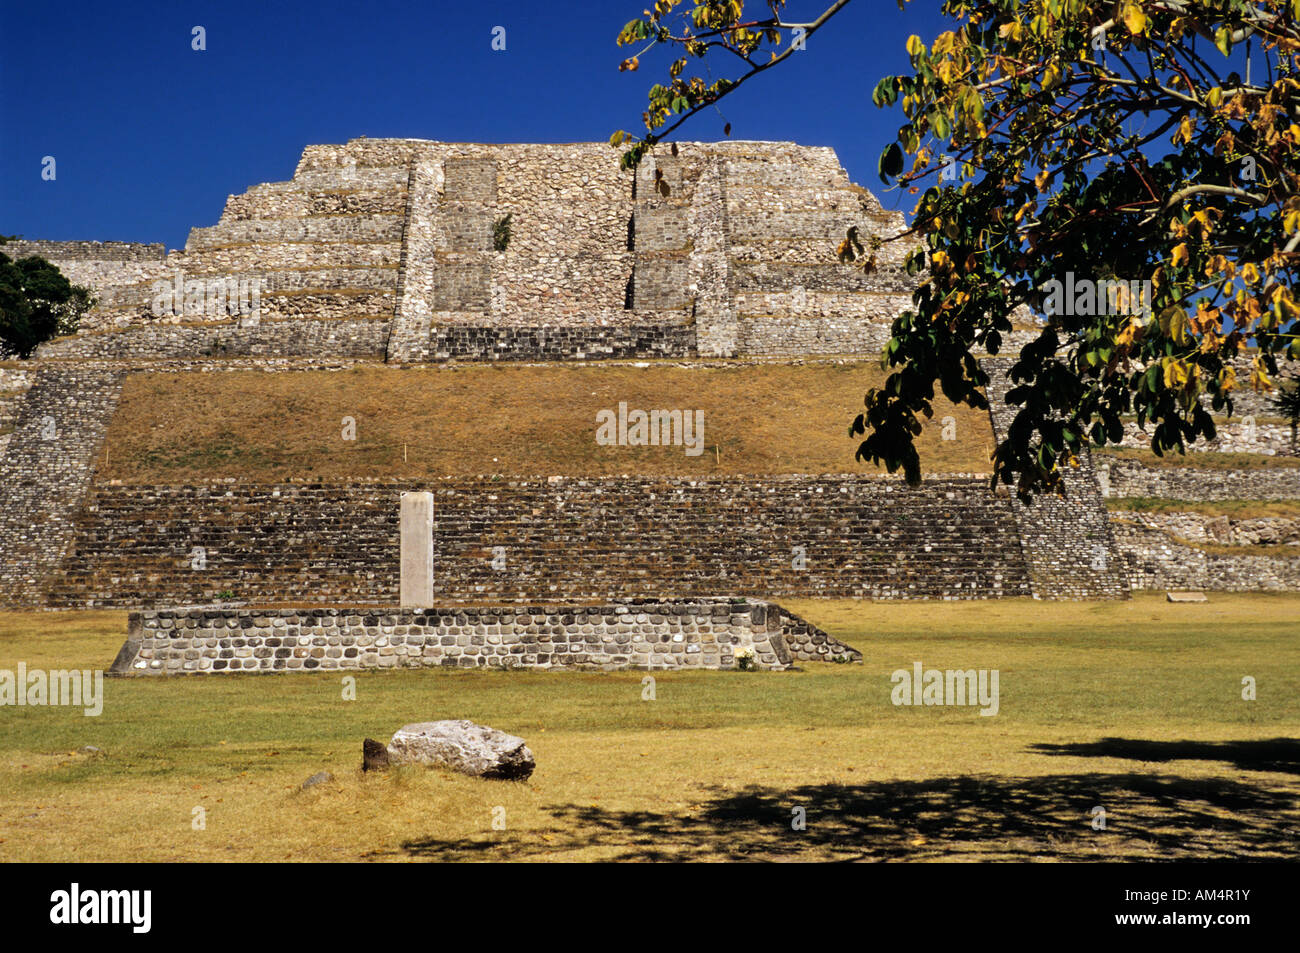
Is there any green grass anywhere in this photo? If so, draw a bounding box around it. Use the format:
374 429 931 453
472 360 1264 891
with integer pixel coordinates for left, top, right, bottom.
1 595 1297 862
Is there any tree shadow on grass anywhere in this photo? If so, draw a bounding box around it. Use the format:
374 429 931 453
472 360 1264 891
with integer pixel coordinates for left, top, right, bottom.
1029 738 1300 776
400 771 1300 862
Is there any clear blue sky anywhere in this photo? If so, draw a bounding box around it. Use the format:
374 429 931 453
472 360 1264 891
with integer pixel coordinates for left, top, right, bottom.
0 0 951 250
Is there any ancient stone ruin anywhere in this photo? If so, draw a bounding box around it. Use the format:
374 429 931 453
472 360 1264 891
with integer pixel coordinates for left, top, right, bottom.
1 137 1296 645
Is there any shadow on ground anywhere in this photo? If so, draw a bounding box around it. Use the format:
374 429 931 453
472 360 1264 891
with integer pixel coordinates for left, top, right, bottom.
399 769 1300 862
1029 738 1300 776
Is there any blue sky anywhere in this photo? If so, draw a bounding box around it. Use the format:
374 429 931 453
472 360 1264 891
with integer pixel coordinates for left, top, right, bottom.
0 0 952 250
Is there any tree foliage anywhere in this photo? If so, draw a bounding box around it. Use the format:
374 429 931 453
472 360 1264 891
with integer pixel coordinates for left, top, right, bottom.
0 250 96 358
615 0 1300 498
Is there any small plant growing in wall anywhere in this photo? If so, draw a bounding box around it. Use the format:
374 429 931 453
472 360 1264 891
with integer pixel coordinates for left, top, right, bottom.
734 645 757 671
492 213 513 252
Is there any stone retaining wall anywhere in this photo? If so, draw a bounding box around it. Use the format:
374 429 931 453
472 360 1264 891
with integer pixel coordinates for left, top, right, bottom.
1099 459 1300 501
36 319 392 360
50 476 1036 608
110 599 860 675
1111 520 1300 591
0 366 125 604
427 323 695 361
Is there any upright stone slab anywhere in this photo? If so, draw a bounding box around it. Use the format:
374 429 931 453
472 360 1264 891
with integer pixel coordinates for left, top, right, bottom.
399 491 435 607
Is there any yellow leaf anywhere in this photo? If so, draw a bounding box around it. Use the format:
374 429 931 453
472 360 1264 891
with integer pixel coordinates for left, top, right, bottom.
1116 318 1142 347
1122 4 1149 35
1163 358 1189 389
1171 243 1189 267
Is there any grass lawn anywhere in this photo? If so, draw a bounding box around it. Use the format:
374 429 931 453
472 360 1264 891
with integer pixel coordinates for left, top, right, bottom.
1 594 1297 862
97 361 994 482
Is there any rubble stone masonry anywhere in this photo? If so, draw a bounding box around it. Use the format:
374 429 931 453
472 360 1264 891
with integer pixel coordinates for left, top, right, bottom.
110 600 860 676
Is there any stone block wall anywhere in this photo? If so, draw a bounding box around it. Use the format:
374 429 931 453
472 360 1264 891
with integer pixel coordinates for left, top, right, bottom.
722 147 916 356
0 366 35 463
983 361 1129 599
1 241 174 331
0 366 125 605
109 599 860 676
46 475 1035 608
1100 459 1300 501
1097 456 1300 591
35 319 391 360
428 324 695 361
1110 520 1300 591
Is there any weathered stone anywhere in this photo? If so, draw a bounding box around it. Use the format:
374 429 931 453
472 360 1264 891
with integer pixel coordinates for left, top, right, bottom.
301 771 334 789
361 738 389 772
387 719 535 780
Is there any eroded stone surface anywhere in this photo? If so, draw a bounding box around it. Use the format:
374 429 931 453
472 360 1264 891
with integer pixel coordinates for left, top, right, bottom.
387 720 534 780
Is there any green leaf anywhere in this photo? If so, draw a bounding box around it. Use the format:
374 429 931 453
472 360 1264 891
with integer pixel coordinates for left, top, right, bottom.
879 142 904 182
1214 26 1231 56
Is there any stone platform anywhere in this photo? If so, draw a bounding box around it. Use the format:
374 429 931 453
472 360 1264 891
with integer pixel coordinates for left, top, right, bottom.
109 598 859 676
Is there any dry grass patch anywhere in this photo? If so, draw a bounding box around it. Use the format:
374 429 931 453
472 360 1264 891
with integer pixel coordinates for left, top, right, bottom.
0 595 1297 862
1094 447 1300 470
96 361 995 483
1107 499 1300 518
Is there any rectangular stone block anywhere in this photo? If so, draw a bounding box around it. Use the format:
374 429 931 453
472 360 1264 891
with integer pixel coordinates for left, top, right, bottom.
400 491 435 608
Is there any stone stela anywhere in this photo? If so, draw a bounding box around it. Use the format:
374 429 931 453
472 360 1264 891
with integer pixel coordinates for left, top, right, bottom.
399 491 435 608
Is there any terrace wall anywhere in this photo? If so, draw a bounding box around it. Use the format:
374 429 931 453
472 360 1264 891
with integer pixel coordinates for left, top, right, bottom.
110 599 860 675
48 476 1035 608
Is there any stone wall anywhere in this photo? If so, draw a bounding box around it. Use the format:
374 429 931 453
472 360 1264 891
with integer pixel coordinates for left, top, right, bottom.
109 599 860 676
1111 520 1300 591
1114 509 1300 546
1117 419 1297 457
983 362 1129 599
35 319 391 360
428 323 695 361
1099 457 1300 591
48 476 1035 608
0 366 35 462
1 241 173 329
1099 458 1300 501
0 366 124 605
